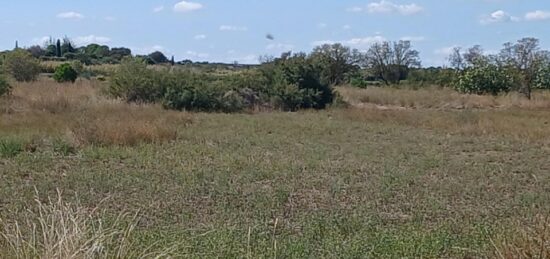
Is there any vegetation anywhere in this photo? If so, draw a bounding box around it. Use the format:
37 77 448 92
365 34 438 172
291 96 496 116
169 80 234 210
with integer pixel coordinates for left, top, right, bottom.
1 34 550 257
2 80 550 257
53 63 78 83
2 49 41 82
110 54 334 112
0 73 10 96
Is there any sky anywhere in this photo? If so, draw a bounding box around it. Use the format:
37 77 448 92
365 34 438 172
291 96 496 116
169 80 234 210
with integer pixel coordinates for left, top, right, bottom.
1 0 550 66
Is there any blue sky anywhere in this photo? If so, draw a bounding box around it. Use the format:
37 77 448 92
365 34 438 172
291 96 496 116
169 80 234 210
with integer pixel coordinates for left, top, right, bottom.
1 0 549 66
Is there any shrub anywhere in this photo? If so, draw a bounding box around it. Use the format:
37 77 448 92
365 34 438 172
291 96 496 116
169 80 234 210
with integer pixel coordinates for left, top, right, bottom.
3 49 41 82
53 63 78 83
262 54 334 111
456 65 514 95
0 74 10 97
108 57 164 103
534 65 550 90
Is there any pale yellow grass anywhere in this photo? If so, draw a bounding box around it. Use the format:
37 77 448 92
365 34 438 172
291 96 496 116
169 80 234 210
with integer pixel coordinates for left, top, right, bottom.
0 190 177 258
0 79 192 146
340 108 550 143
338 86 550 110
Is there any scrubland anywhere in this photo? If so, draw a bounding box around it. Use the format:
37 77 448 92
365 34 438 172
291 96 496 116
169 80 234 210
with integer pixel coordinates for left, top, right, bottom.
1 79 550 258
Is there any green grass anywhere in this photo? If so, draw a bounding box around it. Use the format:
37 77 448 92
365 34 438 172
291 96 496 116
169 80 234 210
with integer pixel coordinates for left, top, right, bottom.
0 138 25 158
1 110 550 257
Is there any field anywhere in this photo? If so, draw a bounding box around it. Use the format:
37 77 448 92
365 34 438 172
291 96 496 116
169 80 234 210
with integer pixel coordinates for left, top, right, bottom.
2 79 550 258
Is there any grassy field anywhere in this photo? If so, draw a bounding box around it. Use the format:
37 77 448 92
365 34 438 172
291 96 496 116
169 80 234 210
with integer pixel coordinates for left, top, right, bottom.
2 79 550 258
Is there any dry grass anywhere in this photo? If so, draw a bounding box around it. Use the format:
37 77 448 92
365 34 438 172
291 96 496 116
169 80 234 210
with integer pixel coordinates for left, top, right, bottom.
340 108 550 143
0 79 192 147
491 216 550 259
0 190 177 259
338 86 550 110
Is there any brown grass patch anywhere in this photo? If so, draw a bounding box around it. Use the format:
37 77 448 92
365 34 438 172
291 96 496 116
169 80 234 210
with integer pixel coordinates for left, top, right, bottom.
340 108 550 143
490 215 550 259
1 79 192 147
338 86 550 110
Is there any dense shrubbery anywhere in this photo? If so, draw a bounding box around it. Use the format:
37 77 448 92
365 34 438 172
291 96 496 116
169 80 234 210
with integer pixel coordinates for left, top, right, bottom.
456 65 514 95
0 74 10 97
53 63 78 83
109 55 334 112
2 49 41 82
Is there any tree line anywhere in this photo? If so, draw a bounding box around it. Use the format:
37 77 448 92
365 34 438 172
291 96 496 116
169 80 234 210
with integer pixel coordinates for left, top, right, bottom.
1 36 549 104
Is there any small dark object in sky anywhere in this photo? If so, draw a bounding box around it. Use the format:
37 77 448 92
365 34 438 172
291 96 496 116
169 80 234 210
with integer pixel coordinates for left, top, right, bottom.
266 34 275 40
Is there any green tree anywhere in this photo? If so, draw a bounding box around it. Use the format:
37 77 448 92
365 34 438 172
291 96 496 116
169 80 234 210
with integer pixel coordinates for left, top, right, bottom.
148 51 169 64
364 40 421 85
309 43 360 85
3 49 41 82
498 38 549 99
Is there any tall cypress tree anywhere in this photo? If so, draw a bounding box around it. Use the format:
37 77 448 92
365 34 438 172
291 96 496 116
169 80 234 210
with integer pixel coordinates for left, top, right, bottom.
56 39 62 57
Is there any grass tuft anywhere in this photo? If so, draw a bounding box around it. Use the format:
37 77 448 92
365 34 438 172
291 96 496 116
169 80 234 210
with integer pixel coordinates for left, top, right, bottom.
0 190 179 259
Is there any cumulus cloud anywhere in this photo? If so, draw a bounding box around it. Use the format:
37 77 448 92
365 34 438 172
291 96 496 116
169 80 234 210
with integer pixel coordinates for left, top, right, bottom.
525 10 550 21
174 1 203 13
73 35 111 46
219 25 248 31
349 1 423 15
480 10 519 24
57 11 84 20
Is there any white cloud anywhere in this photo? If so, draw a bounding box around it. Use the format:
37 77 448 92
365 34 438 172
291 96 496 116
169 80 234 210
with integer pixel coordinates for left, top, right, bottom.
31 36 52 46
343 25 352 30
312 36 387 49
194 34 207 40
525 10 550 21
174 1 203 13
480 10 519 24
318 23 328 29
132 45 165 55
400 36 425 42
185 51 210 59
104 16 116 22
73 35 111 46
219 25 248 31
363 1 423 15
153 6 165 13
57 11 84 20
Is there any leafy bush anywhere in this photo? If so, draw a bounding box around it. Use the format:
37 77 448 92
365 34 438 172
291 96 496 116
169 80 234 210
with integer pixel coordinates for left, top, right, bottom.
456 65 514 95
261 53 334 111
0 74 10 97
534 65 550 90
110 56 334 112
3 49 41 82
108 57 164 103
53 63 78 83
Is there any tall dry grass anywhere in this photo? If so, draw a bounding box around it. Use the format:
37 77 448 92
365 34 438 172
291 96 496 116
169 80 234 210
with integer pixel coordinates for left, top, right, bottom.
490 215 550 259
0 190 178 258
0 79 192 147
341 108 550 143
338 86 550 110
